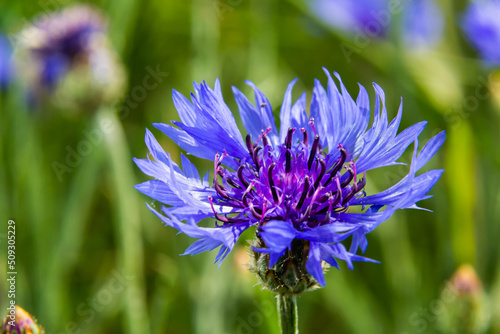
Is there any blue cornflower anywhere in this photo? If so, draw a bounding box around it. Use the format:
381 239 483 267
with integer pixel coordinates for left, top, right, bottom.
402 0 444 50
310 0 390 38
135 69 444 287
19 5 106 90
462 0 500 66
0 33 14 90
15 5 124 109
310 0 445 52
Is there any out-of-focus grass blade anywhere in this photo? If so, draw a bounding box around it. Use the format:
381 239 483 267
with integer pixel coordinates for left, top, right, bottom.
98 107 150 334
377 214 421 331
0 93 8 229
445 123 476 265
44 114 105 327
191 0 220 81
322 270 386 334
149 253 179 332
0 93 8 312
247 0 278 88
192 258 229 334
105 0 139 55
491 215 500 331
8 87 57 327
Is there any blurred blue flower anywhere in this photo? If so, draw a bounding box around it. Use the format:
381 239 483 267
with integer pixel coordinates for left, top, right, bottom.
402 0 444 49
0 33 14 90
311 0 390 37
462 0 500 65
135 69 444 286
16 5 125 109
20 5 105 90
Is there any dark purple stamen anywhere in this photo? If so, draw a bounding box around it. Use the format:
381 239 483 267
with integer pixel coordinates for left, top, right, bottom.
299 185 321 223
242 181 255 205
216 214 240 224
355 176 366 192
341 175 366 205
316 194 331 204
341 168 354 188
324 148 347 186
285 127 294 147
314 159 326 189
319 195 334 225
296 176 310 210
209 196 240 224
262 133 269 147
226 177 241 189
214 180 237 201
313 192 331 214
237 165 249 189
249 204 262 220
332 190 341 207
217 169 225 179
315 189 342 214
213 170 226 190
301 128 308 146
268 163 279 203
253 146 262 171
342 187 356 205
246 134 254 156
308 135 320 170
285 128 294 173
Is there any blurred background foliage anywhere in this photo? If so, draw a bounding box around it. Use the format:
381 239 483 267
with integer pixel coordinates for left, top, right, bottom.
1 0 499 333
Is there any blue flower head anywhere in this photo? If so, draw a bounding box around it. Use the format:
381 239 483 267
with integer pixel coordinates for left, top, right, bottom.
462 0 500 66
311 0 390 38
402 0 444 50
20 5 106 90
135 69 444 288
16 5 125 109
0 33 14 90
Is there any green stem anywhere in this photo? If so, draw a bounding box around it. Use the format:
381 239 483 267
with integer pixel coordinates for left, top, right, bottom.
277 294 299 334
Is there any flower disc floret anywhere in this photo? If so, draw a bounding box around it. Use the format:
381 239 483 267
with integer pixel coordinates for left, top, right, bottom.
211 124 366 232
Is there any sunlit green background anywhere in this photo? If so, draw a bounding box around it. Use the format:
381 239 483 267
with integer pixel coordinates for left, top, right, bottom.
1 0 500 333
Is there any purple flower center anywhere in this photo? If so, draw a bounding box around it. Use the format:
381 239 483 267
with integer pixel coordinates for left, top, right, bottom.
209 120 366 231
